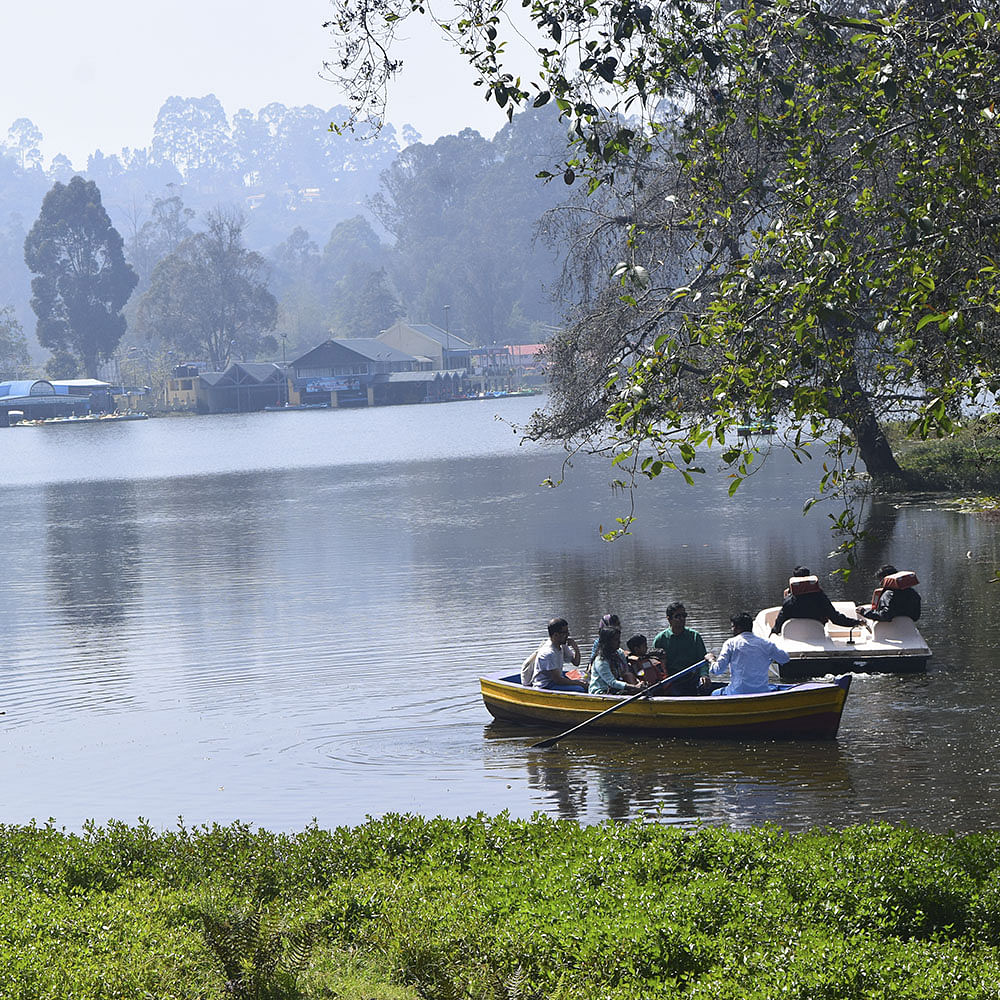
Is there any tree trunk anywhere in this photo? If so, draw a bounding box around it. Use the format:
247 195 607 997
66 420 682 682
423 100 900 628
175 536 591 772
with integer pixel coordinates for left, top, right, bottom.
852 409 903 482
833 362 904 483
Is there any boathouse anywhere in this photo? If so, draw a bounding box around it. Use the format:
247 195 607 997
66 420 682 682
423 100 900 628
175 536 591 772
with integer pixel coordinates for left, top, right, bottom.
0 380 91 426
195 363 286 414
287 339 439 407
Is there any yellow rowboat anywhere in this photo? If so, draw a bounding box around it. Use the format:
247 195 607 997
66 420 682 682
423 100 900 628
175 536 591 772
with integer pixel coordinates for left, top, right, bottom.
480 673 851 739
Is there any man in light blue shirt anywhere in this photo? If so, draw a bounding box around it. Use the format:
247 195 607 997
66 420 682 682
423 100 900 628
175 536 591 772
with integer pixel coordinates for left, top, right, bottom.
711 612 790 696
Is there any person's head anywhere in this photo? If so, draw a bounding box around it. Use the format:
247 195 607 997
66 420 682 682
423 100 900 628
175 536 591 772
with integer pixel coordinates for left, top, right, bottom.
665 601 688 633
597 625 621 659
876 564 897 581
730 611 754 635
599 613 621 630
626 633 647 655
547 617 570 641
792 565 810 577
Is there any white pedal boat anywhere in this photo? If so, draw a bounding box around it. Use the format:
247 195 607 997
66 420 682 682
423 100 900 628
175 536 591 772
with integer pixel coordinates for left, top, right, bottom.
753 603 931 678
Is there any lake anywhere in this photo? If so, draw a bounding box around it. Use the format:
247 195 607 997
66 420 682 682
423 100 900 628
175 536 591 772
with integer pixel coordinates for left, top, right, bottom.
1 397 998 833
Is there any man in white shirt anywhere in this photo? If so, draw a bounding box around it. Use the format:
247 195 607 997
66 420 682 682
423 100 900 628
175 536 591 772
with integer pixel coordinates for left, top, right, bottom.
711 612 790 696
531 618 585 690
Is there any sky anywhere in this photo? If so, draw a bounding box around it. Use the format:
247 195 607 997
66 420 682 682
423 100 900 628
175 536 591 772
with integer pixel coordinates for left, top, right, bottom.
1 0 511 168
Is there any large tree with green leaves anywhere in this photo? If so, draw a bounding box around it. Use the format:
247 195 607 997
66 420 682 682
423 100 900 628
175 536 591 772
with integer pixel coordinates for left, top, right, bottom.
137 208 277 369
24 176 138 377
0 305 30 375
331 0 1000 537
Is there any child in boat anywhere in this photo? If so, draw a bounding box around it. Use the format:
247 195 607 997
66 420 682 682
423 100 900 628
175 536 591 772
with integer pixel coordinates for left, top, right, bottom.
588 613 639 685
625 634 668 688
589 626 644 696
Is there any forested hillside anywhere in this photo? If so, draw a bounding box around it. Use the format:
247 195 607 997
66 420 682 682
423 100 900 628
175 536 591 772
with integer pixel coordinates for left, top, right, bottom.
0 99 570 372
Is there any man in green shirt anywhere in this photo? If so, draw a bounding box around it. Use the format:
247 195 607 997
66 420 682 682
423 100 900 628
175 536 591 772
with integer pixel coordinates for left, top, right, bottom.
651 602 712 695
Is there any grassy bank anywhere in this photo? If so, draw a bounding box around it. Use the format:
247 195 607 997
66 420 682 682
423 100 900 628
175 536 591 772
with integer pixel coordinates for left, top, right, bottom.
893 416 1000 492
1 816 999 999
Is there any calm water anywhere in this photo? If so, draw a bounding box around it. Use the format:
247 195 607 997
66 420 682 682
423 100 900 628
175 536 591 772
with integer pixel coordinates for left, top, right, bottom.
1 398 998 833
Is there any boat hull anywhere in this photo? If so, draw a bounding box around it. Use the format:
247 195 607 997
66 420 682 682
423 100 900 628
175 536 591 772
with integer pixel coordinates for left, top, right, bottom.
481 673 850 739
754 604 931 678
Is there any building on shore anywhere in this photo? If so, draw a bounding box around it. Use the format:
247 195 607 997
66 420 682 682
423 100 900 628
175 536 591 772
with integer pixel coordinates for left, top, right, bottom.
286 339 471 407
377 321 473 371
163 365 201 411
196 363 287 414
0 379 98 426
155 327 536 417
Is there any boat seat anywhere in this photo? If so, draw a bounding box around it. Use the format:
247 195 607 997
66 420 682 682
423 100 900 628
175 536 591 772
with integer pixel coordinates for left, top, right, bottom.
780 618 827 643
870 616 917 642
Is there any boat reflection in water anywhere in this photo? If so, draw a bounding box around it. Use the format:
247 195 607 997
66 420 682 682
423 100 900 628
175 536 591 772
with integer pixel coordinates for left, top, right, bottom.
484 723 855 826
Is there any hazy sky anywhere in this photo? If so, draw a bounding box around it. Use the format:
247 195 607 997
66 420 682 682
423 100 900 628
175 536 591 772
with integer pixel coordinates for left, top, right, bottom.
1 1 509 168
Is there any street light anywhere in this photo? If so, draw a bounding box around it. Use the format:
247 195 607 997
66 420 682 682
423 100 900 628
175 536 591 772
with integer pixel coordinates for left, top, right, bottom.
443 304 451 370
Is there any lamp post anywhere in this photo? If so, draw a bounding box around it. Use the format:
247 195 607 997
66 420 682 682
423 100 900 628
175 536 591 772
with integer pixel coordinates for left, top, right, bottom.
443 304 451 371
230 340 240 413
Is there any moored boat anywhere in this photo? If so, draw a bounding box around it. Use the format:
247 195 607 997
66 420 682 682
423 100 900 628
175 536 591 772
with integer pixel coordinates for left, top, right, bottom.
14 411 149 426
480 672 851 739
753 604 931 678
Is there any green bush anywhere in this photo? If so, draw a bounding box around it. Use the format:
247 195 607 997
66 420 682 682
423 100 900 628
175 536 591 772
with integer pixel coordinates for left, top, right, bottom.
893 416 1000 490
1 817 1000 999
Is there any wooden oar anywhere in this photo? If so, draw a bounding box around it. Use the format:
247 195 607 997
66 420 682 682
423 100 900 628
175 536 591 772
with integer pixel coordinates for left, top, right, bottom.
530 659 708 749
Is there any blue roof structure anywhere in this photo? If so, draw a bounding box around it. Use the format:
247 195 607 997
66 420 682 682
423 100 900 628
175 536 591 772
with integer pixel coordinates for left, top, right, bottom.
0 379 90 411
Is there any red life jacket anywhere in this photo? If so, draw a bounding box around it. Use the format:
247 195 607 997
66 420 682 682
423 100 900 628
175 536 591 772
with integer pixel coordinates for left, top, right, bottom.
869 571 919 609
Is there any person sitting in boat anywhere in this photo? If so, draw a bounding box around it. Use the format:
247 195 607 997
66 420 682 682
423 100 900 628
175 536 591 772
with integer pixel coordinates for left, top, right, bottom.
528 618 586 691
712 612 790 696
625 633 668 688
589 613 639 685
770 566 866 636
651 602 712 695
589 626 645 696
857 564 922 622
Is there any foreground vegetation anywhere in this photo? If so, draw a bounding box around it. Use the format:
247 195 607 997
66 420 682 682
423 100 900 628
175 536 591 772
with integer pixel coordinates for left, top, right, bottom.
893 416 1000 492
2 816 1000 999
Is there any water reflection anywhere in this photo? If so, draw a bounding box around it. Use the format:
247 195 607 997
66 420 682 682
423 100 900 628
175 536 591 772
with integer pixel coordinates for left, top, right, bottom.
45 479 142 631
487 726 852 827
1 402 999 832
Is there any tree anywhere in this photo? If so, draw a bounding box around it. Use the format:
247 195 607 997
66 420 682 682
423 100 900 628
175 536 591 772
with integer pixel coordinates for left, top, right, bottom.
151 95 236 178
331 267 403 338
331 0 1000 542
44 349 81 379
137 208 277 369
125 191 196 287
6 118 43 171
369 112 568 342
23 176 138 376
0 305 30 375
269 227 327 355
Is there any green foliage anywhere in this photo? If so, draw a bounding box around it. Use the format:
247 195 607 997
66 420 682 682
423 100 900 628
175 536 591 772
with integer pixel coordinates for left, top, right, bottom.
42 348 80 379
185 886 320 1000
3 818 1000 998
0 304 31 376
23 176 138 377
137 208 278 369
330 0 1000 567
892 415 1000 490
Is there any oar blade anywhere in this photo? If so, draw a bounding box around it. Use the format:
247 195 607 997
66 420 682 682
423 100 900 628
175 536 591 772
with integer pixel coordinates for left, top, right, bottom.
530 735 561 750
